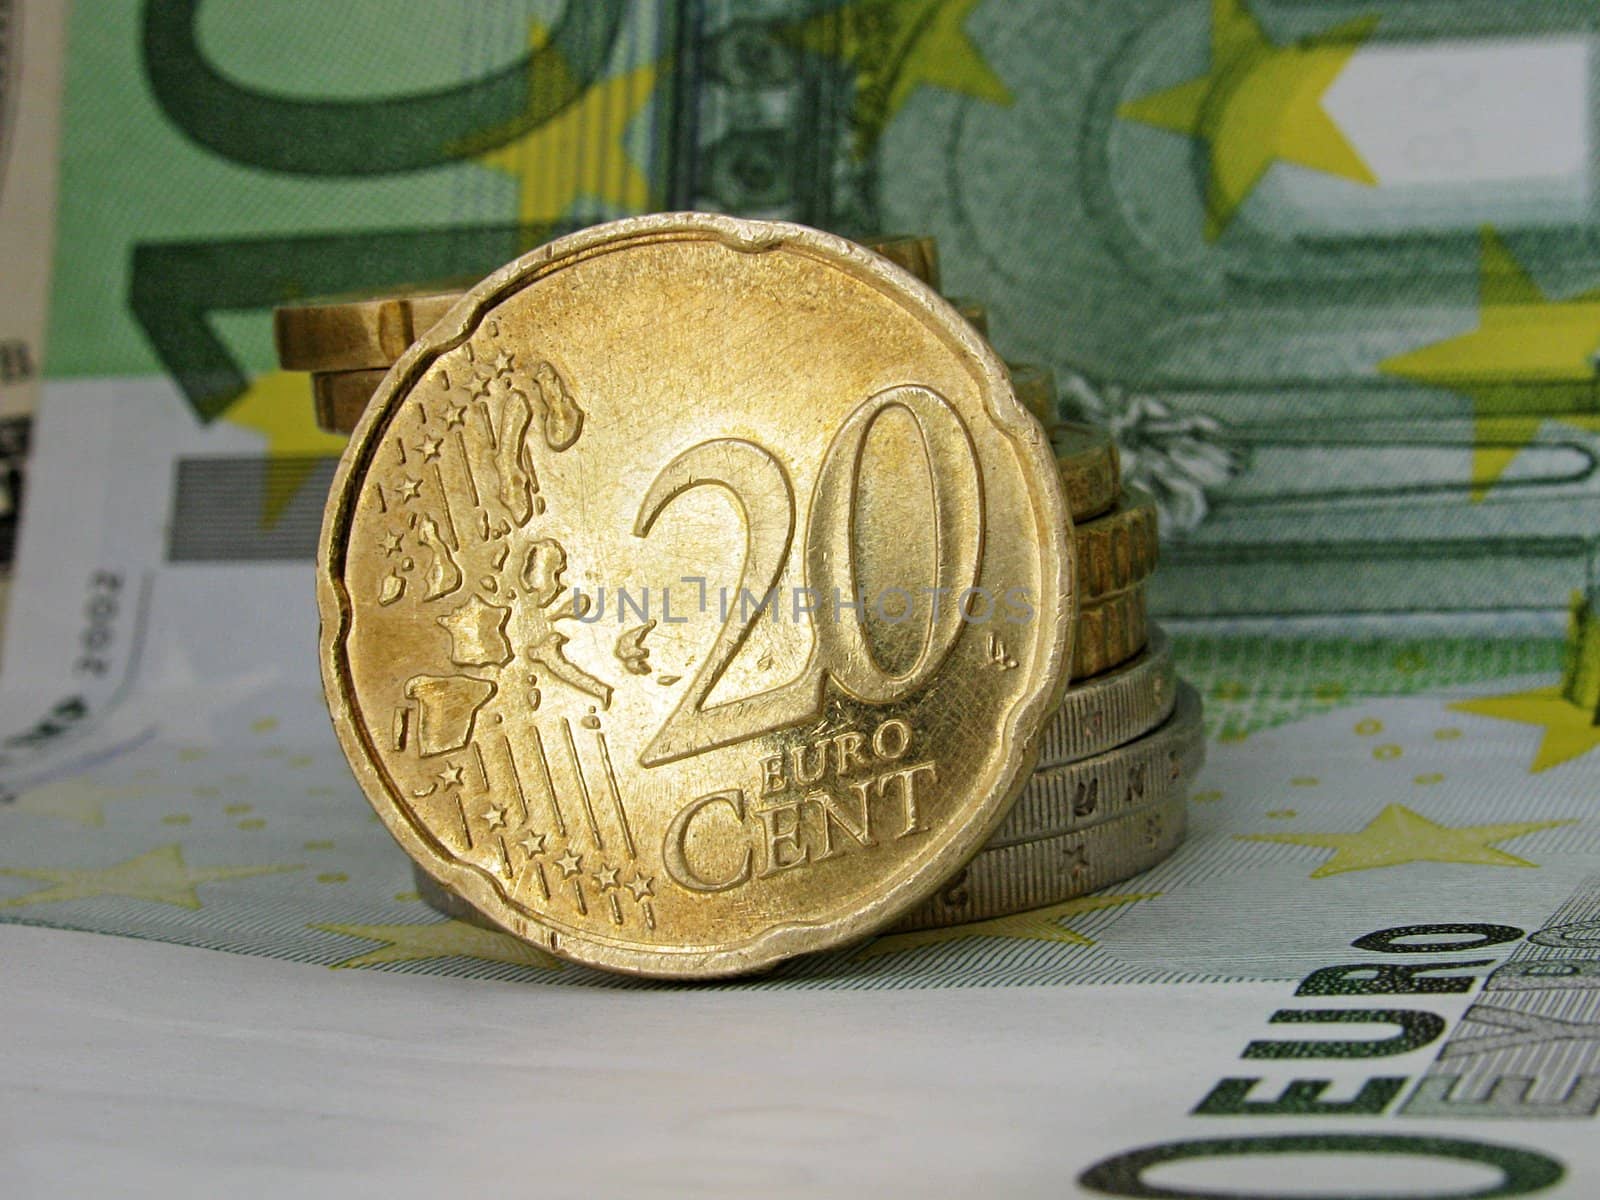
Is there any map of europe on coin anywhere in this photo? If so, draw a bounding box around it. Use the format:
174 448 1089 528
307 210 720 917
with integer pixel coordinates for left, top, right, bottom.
317 214 1073 977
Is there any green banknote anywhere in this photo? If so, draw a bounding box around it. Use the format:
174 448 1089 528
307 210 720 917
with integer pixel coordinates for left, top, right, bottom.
40 0 1600 631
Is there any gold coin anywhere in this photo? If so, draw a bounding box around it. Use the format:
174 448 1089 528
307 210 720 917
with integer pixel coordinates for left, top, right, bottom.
1074 488 1158 603
1010 363 1055 425
280 234 942 375
278 287 466 373
885 789 1186 932
1073 583 1147 680
312 367 386 433
318 214 1074 978
948 297 988 337
860 233 939 291
1052 420 1119 521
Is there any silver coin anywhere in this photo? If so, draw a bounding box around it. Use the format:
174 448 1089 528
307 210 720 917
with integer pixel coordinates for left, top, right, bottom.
998 679 1202 844
1035 625 1176 767
886 790 1187 932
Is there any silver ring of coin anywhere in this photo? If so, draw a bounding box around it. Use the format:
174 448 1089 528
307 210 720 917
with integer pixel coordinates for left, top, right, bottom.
888 791 1188 932
997 681 1202 843
1035 626 1176 767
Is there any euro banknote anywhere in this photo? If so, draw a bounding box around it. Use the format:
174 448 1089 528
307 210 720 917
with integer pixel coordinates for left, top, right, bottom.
34 0 1600 628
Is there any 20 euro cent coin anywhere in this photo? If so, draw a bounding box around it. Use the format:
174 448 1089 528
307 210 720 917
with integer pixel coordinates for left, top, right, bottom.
317 214 1074 976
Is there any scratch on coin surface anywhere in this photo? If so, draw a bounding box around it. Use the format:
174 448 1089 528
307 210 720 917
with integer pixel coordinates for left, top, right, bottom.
525 725 566 837
497 733 529 825
595 730 635 860
432 464 461 548
562 716 604 850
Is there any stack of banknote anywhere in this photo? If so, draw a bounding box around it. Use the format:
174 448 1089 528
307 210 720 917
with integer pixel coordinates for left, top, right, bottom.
273 231 1204 938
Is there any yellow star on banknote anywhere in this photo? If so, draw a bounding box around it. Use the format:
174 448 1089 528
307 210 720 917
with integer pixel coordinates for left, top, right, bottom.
1382 228 1600 499
793 0 1013 155
223 370 350 526
9 778 146 827
856 892 1158 959
1118 0 1378 240
0 844 299 910
1239 804 1574 877
1451 686 1600 774
313 918 562 972
472 26 657 232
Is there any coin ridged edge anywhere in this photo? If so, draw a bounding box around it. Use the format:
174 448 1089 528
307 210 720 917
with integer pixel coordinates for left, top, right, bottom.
1072 583 1147 680
947 296 988 337
860 233 940 290
1010 363 1055 426
1035 626 1177 767
1053 421 1120 522
1075 487 1158 603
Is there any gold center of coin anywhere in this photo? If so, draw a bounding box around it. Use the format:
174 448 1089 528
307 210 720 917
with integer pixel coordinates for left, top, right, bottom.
318 215 1073 976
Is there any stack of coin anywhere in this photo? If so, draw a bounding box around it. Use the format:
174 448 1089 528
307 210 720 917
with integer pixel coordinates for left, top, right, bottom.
279 219 1202 972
